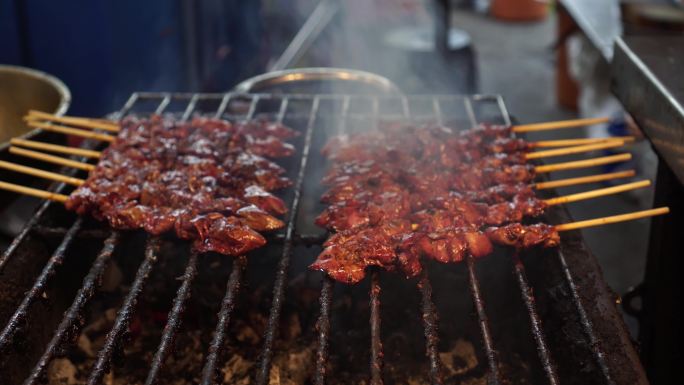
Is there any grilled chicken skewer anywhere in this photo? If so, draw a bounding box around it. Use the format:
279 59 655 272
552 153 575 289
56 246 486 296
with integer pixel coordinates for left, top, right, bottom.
312 121 650 283
0 113 644 269
2 114 299 256
311 206 669 283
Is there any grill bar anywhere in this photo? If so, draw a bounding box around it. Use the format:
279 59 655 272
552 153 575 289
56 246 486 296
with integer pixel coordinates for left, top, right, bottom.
313 277 334 385
255 97 320 384
418 271 444 385
139 86 203 385
144 250 200 385
557 250 615 382
0 200 59 273
466 256 502 384
32 226 110 239
214 94 232 119
23 231 120 385
512 256 560 385
199 256 247 385
369 270 384 385
87 237 161 385
0 218 83 351
463 97 510 385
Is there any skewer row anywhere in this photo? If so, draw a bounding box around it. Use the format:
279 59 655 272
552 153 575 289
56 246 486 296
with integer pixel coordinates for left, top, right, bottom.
0 112 668 233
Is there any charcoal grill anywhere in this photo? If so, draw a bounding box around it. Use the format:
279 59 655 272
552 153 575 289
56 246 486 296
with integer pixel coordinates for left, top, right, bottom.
0 92 648 384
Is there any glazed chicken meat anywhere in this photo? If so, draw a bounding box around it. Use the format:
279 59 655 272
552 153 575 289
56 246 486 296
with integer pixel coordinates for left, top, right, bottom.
66 115 297 255
311 122 559 283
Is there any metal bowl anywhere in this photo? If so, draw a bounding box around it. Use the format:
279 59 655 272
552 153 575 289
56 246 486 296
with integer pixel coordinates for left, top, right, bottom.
0 65 71 143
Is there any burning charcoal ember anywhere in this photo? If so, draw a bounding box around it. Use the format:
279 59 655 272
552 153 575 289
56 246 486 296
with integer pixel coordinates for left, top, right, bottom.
268 345 315 385
66 115 295 255
312 123 560 283
221 354 253 384
438 339 479 378
48 358 78 385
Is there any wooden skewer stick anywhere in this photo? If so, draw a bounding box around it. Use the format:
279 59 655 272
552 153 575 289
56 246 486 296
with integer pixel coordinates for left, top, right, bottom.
556 207 669 232
532 136 634 148
25 121 115 143
9 147 96 171
10 138 101 159
534 170 635 190
544 180 650 206
525 140 626 160
0 180 68 203
28 110 120 132
535 153 631 173
0 160 84 186
513 117 611 132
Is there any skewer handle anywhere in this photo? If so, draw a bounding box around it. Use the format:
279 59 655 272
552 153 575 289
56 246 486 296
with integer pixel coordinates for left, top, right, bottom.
526 140 626 160
25 121 116 143
532 136 634 148
556 207 669 232
0 180 68 203
544 180 650 206
28 110 120 132
10 147 96 171
10 138 101 159
513 117 610 132
535 153 631 173
534 170 635 190
0 160 84 186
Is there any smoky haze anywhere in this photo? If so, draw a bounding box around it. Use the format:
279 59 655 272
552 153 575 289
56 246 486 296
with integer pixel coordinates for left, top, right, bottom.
275 0 474 95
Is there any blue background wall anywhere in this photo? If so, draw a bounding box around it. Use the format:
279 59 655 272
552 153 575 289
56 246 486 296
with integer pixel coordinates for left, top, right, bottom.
0 0 266 116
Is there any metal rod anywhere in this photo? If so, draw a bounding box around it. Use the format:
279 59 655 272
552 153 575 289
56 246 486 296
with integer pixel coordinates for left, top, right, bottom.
23 232 120 385
155 94 171 115
270 0 339 71
0 218 83 352
32 226 110 239
339 96 351 135
463 97 478 128
314 277 334 385
181 94 200 122
145 250 199 385
246 95 260 121
199 256 247 385
557 250 614 382
512 256 560 385
466 256 502 384
214 94 232 119
277 97 289 124
418 270 444 385
87 237 162 385
433 97 443 126
115 93 139 121
369 270 384 385
255 96 320 384
0 198 55 274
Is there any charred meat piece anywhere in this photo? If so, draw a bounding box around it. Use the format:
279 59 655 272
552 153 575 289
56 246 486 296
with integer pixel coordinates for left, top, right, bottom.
485 223 560 249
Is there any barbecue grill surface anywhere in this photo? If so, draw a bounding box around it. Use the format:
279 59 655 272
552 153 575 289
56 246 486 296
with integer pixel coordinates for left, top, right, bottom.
0 93 647 384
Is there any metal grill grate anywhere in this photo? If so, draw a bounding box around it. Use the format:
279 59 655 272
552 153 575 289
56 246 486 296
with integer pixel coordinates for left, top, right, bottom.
0 92 647 385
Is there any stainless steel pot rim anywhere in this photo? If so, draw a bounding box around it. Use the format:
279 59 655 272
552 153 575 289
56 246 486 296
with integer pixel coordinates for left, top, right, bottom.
234 67 402 94
0 64 71 117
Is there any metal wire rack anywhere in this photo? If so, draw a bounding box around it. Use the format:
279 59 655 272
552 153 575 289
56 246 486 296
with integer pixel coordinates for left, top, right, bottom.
0 92 648 385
